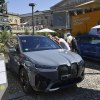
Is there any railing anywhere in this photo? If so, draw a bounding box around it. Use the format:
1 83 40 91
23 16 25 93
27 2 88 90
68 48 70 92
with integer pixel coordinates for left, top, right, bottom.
11 27 33 34
10 25 51 34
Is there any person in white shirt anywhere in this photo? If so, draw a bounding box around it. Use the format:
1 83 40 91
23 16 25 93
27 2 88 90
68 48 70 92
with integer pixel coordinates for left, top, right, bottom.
54 36 71 51
66 33 79 53
59 38 71 50
66 33 73 46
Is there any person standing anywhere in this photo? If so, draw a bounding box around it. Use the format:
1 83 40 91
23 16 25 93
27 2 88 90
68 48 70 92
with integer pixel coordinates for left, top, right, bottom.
59 38 70 50
54 36 71 51
64 28 71 40
66 33 79 53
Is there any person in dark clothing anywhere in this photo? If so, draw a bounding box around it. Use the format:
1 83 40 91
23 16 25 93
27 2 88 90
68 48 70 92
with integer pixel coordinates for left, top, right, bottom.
71 37 79 53
66 33 79 53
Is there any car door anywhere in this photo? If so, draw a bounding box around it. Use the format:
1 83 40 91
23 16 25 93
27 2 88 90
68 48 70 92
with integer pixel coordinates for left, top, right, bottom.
94 37 100 59
77 36 92 57
86 36 97 58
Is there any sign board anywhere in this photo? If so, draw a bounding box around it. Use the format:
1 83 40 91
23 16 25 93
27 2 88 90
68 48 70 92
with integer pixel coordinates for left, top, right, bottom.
53 12 66 27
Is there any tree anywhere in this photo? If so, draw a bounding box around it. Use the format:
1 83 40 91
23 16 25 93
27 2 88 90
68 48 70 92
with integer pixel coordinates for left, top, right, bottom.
24 29 30 35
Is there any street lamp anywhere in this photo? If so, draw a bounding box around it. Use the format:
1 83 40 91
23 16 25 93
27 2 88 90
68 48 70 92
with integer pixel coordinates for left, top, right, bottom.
29 3 35 35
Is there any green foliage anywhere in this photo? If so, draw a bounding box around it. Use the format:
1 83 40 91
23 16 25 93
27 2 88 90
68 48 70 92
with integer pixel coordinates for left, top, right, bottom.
24 29 30 35
0 30 11 44
37 32 50 36
0 43 7 53
8 35 17 48
0 30 12 53
54 29 65 38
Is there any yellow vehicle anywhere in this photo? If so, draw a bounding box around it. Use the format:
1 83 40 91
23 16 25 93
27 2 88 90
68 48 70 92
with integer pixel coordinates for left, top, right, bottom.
72 10 100 36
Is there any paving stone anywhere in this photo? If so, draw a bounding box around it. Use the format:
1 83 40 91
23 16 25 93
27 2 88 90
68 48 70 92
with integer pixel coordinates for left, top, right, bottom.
7 60 100 100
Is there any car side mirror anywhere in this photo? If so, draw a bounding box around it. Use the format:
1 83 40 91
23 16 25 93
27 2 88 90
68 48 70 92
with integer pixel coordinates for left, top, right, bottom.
9 48 16 53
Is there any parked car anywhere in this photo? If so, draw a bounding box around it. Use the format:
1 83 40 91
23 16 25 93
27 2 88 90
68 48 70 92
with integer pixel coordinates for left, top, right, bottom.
8 35 85 93
76 34 100 60
89 25 100 35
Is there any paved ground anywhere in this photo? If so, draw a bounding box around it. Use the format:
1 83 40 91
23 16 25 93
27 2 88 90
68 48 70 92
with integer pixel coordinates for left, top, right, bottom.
7 59 100 100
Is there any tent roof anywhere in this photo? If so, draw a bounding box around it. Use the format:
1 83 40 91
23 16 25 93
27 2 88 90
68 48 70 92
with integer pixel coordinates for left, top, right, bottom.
36 28 56 33
76 0 100 8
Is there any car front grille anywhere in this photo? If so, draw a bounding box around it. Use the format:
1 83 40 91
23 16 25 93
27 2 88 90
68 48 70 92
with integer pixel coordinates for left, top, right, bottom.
58 64 78 80
58 65 70 80
70 63 78 77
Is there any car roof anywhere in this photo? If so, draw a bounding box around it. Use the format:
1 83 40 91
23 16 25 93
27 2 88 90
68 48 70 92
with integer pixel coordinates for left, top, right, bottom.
91 25 100 29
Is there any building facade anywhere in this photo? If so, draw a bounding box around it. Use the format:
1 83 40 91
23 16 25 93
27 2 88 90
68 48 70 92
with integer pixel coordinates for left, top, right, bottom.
20 10 52 31
8 13 21 27
7 13 22 33
4 0 100 35
51 0 100 32
0 0 9 31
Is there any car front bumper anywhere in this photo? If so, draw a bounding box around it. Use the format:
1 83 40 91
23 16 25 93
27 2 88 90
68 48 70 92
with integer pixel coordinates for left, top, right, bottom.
29 63 85 92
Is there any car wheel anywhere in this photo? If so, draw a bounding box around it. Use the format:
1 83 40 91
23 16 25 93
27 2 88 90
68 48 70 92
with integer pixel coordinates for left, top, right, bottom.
19 68 32 94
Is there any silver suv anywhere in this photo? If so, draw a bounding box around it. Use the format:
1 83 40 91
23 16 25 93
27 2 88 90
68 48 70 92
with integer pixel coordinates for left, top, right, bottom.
8 35 85 93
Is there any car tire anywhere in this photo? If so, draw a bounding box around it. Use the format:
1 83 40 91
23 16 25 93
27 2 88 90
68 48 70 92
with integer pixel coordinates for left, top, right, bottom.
19 68 32 94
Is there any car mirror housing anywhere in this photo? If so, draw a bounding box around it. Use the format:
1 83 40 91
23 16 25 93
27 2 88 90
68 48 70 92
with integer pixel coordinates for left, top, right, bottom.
24 60 34 67
9 48 16 53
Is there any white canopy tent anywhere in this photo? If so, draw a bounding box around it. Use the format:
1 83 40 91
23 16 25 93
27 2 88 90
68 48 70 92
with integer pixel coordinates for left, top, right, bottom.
36 28 56 33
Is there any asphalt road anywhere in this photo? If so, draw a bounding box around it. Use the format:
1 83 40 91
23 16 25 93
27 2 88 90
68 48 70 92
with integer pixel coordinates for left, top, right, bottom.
7 59 100 100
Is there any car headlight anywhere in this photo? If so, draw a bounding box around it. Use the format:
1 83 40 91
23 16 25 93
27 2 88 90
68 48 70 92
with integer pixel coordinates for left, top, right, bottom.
24 60 33 67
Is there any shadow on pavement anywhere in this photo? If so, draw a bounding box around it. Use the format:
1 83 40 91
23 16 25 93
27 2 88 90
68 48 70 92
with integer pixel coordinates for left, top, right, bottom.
7 62 100 100
13 87 100 100
84 58 100 71
7 70 100 100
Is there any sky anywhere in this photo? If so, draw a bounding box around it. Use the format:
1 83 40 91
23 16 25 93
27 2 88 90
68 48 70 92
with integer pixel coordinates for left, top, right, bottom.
6 0 61 14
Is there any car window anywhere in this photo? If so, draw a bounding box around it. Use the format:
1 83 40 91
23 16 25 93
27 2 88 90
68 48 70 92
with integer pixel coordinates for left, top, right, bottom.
19 36 61 52
79 37 91 44
90 37 100 44
97 28 100 34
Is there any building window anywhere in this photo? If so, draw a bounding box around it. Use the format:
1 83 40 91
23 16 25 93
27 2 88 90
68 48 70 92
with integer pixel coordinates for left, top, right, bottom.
41 20 44 25
36 21 39 25
9 18 12 22
15 19 17 24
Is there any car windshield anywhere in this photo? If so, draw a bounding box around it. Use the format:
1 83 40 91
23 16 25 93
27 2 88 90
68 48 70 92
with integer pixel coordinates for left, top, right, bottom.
19 36 61 52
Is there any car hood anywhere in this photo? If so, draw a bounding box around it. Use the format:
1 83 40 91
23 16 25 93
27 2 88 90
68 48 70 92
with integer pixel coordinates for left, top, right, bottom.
23 49 82 67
